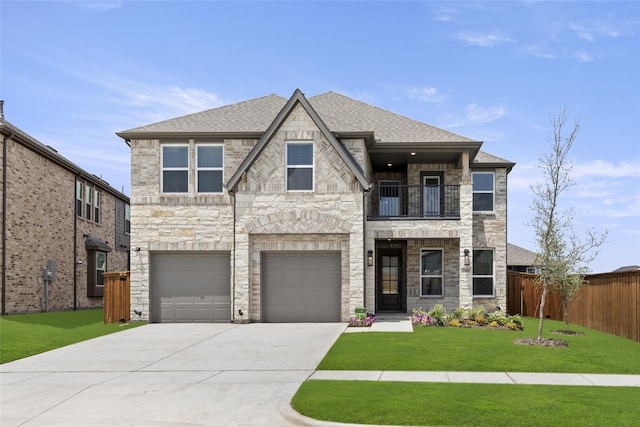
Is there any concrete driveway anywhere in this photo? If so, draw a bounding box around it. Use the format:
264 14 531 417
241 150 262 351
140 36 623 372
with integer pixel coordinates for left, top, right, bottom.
1 323 346 426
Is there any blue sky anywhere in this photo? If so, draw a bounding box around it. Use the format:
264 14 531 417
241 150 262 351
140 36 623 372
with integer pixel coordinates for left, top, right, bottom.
2 1 639 273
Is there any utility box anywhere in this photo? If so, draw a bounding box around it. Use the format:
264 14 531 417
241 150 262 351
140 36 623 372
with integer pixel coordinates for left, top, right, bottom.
103 272 130 323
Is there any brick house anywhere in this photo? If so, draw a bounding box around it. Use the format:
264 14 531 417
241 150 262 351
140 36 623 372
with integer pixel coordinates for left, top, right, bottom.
117 89 514 323
0 102 130 314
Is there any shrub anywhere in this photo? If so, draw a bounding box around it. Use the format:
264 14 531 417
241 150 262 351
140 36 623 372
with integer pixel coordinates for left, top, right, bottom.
486 309 508 326
428 304 446 326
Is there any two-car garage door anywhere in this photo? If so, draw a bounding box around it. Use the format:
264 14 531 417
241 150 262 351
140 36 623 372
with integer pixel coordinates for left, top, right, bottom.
262 252 341 322
151 253 230 323
150 251 341 323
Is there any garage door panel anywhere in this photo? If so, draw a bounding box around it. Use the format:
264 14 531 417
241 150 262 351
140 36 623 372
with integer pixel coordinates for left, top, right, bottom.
152 253 230 323
263 252 341 322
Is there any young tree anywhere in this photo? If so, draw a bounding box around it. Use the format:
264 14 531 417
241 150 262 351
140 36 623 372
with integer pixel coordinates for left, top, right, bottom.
530 106 606 340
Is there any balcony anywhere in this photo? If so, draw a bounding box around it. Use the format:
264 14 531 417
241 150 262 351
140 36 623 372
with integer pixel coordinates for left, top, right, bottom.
368 184 460 219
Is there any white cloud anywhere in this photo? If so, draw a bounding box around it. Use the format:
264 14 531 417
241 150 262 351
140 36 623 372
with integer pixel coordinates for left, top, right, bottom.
569 22 623 41
432 7 458 22
74 1 123 10
573 160 640 179
522 45 557 59
407 86 447 104
454 32 513 47
465 103 505 124
573 50 595 62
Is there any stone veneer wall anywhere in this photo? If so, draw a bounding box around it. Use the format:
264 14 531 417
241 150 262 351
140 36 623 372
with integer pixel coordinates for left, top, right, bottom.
365 164 508 313
128 105 367 322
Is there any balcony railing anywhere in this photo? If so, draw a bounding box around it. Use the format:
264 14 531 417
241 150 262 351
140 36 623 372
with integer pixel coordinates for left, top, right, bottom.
369 184 460 218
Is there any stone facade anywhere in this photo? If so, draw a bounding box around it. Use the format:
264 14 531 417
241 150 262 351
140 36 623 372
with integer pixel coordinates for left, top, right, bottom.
123 90 513 323
1 120 130 314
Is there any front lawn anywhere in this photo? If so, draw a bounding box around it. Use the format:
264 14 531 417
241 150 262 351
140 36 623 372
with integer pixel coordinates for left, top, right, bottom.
294 317 640 426
292 381 640 427
318 317 640 374
0 309 144 363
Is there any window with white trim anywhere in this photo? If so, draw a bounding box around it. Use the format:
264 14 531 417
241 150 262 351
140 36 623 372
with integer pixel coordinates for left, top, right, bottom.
162 144 189 193
421 249 443 296
473 249 494 296
472 172 494 212
94 189 100 223
75 181 83 216
196 144 223 193
286 141 313 191
85 185 92 220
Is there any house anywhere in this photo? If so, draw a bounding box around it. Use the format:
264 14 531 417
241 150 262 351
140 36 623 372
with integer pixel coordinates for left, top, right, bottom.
0 101 130 314
507 243 540 274
117 89 514 323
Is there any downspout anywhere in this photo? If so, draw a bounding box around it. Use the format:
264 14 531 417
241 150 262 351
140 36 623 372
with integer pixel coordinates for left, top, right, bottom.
1 128 11 315
73 174 79 310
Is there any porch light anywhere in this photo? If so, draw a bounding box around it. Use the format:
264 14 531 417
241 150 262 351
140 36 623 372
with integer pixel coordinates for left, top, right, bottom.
367 250 374 266
463 249 471 266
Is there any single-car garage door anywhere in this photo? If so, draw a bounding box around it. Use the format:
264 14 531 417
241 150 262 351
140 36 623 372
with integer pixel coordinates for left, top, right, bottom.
151 252 230 323
262 252 341 322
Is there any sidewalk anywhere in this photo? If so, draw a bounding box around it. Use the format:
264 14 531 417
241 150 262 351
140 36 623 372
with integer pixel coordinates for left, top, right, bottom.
309 370 640 387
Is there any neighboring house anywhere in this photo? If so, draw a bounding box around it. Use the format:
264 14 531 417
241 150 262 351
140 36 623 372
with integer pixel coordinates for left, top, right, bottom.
117 89 514 323
507 243 540 274
611 265 640 273
0 101 130 314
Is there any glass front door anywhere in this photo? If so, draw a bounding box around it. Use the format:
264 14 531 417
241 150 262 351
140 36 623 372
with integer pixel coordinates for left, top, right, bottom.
377 250 403 311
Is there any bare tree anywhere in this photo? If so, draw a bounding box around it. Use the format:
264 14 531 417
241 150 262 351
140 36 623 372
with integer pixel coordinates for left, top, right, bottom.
530 106 606 340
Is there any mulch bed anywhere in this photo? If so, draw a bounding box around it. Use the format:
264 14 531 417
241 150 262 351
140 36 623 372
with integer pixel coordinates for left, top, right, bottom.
551 330 585 336
513 337 568 347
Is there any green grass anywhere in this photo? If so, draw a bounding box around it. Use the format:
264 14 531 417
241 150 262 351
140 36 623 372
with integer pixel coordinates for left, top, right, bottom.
0 309 144 363
295 318 640 426
318 317 640 374
292 381 640 427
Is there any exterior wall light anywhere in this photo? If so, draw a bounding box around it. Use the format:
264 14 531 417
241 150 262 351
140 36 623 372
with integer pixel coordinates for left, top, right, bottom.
464 249 471 266
367 250 374 267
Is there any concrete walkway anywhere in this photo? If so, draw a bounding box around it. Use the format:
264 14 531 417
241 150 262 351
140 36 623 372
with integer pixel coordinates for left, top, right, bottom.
309 370 640 386
2 319 639 427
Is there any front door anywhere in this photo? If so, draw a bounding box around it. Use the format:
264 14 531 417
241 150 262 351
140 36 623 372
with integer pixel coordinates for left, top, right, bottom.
377 249 403 311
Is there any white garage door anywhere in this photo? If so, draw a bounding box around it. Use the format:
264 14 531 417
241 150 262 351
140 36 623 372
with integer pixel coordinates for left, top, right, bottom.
151 252 230 323
262 252 341 322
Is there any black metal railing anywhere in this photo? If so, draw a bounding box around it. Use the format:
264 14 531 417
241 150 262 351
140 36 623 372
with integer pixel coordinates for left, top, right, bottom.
369 184 460 218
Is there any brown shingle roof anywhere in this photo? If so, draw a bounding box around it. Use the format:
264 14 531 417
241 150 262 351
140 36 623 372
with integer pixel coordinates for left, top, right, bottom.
119 91 478 143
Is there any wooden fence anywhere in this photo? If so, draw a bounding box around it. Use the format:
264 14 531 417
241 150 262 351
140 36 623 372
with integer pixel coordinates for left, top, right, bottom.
103 272 130 324
507 270 639 342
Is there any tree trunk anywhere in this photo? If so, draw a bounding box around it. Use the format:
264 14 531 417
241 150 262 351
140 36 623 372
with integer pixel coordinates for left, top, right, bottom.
537 280 548 340
564 299 570 332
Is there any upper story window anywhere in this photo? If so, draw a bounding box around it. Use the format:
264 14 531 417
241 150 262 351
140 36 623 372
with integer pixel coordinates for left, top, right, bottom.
162 145 189 193
85 185 93 220
472 172 494 213
76 181 83 216
286 141 313 191
473 249 494 297
125 204 131 234
196 144 223 193
94 190 100 223
76 180 101 224
421 249 443 296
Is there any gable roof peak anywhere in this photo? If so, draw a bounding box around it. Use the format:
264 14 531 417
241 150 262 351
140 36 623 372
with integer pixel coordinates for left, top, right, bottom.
227 89 369 191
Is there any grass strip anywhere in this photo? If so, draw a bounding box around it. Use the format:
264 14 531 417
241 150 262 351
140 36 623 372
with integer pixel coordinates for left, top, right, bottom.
0 309 143 363
292 380 640 427
318 317 640 374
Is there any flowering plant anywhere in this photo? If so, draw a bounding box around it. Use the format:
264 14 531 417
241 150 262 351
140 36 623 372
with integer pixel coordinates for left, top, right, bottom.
348 312 376 327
